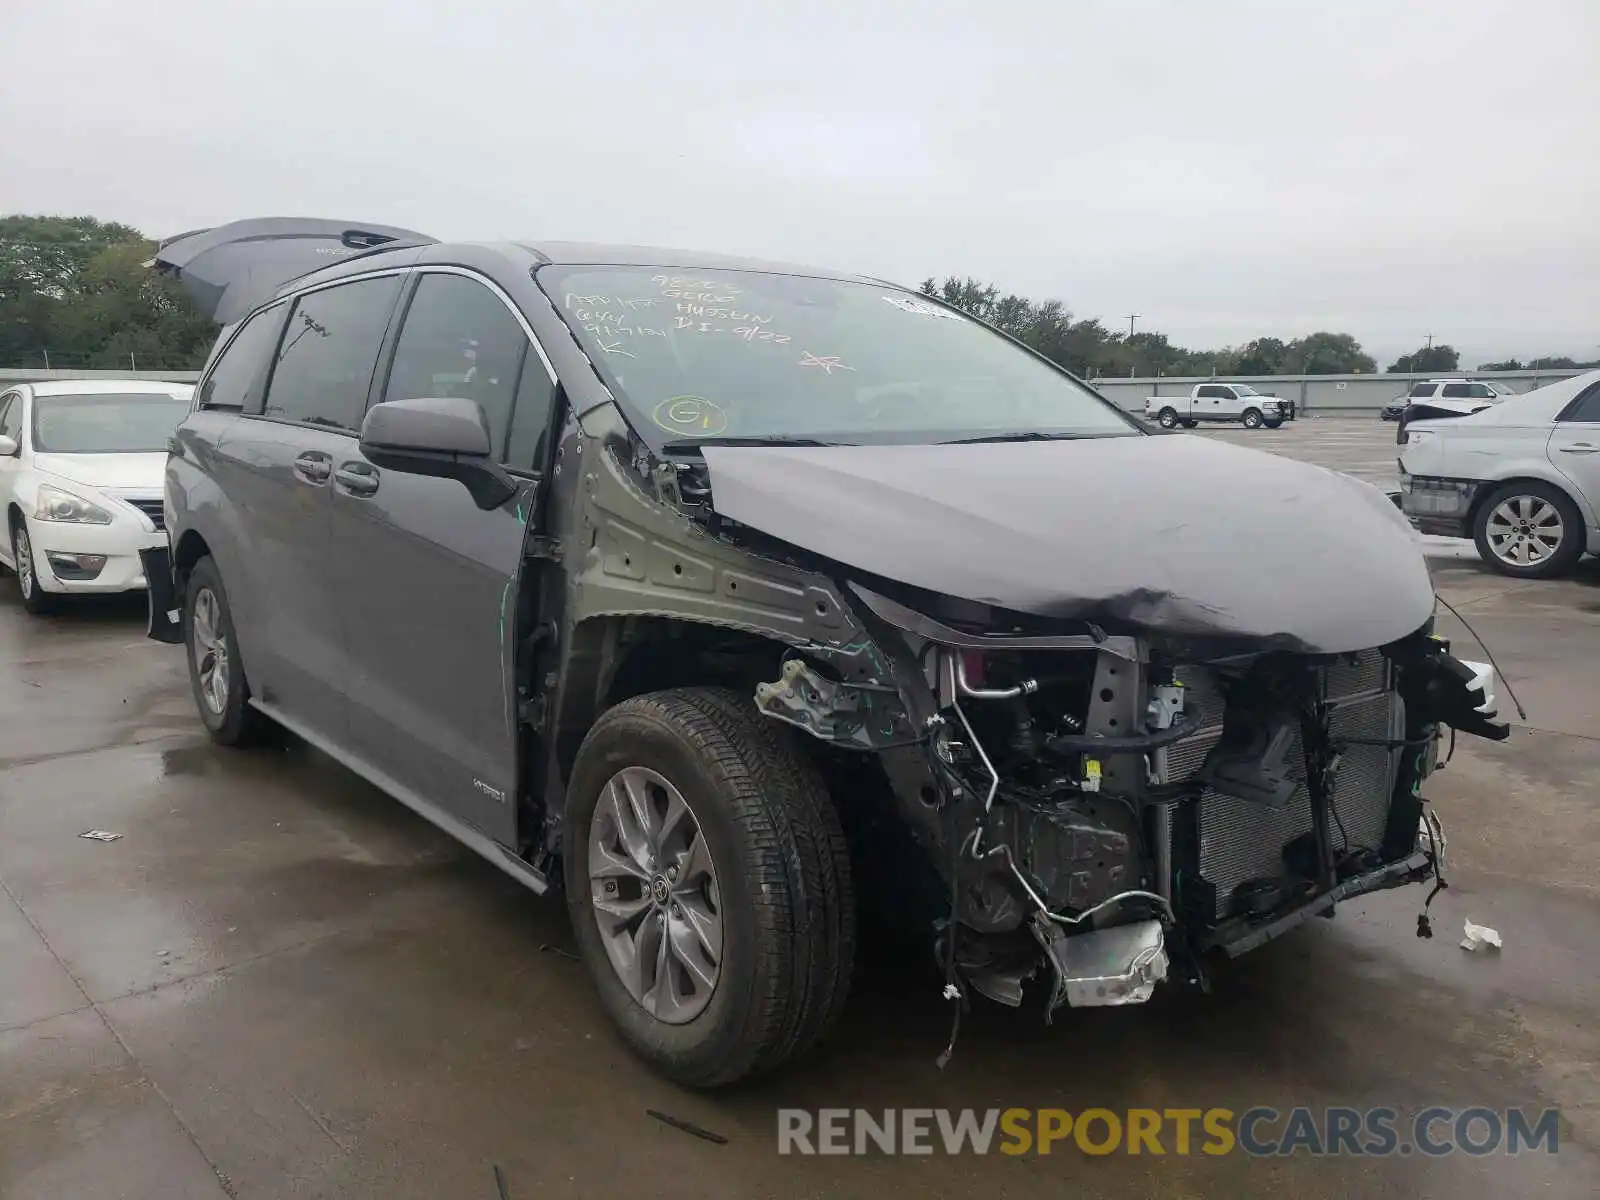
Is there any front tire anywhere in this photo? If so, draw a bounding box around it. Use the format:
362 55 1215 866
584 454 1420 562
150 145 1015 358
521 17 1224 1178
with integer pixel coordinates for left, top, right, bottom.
1264 417 1283 429
10 519 58 616
565 687 855 1087
183 556 272 744
1241 408 1264 429
1472 481 1584 579
1181 419 1199 429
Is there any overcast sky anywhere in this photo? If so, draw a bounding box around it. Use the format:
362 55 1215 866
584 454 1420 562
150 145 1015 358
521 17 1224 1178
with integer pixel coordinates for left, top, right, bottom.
3 0 1596 366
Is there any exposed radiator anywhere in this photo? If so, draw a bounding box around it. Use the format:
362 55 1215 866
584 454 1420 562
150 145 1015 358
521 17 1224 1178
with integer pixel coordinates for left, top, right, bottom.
1177 651 1402 919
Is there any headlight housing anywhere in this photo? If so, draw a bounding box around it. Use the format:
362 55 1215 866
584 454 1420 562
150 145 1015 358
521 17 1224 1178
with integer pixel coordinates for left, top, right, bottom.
34 483 114 525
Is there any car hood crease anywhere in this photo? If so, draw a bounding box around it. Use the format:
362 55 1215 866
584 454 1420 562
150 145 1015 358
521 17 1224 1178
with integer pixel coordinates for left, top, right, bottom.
700 435 1436 654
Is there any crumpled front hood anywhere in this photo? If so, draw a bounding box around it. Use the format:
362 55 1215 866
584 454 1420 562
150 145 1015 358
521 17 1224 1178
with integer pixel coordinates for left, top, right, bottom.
701 434 1435 654
33 452 167 491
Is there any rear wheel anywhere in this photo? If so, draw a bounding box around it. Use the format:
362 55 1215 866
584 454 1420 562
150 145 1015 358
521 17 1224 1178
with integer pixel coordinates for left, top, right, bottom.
565 687 855 1087
1241 408 1264 429
10 519 58 616
184 556 272 744
1472 481 1584 579
1156 407 1178 429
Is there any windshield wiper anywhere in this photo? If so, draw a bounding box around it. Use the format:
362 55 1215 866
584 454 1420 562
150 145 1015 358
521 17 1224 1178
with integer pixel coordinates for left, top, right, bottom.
659 435 843 454
939 431 1092 445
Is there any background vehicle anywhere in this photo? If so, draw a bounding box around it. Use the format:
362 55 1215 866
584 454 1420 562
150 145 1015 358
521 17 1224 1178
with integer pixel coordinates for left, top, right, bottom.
145 219 1503 1089
1383 378 1509 422
0 380 192 614
1400 369 1600 577
1145 383 1290 429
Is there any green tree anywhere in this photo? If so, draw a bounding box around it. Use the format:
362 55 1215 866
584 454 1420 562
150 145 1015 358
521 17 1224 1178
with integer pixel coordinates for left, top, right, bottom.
0 214 212 369
1387 344 1460 373
1477 358 1523 371
1286 332 1378 374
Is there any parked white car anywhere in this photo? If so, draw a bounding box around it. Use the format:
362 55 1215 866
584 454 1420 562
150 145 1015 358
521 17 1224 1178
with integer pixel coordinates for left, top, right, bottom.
0 380 194 614
1399 369 1600 578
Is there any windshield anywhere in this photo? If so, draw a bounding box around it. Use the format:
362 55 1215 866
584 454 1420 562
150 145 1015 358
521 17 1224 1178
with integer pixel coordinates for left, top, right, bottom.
538 267 1139 445
31 392 192 453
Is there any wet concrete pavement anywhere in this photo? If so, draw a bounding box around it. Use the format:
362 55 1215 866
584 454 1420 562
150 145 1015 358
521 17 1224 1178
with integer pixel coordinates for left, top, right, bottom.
3 553 1598 1198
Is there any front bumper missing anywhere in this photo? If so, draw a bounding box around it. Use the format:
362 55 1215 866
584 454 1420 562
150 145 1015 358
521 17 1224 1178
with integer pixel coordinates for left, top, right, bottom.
1202 849 1435 958
139 546 182 644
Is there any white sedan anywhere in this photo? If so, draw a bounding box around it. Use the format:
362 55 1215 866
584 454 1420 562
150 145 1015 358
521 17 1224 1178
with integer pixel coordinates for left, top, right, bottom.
1399 369 1600 578
0 379 193 614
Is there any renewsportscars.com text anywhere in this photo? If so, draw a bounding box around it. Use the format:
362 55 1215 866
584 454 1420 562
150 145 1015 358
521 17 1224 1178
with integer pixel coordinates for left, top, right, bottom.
776 1106 1561 1157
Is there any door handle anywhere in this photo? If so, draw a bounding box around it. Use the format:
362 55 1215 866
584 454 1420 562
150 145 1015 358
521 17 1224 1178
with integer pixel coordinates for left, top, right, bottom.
1558 443 1598 455
293 451 331 484
334 462 379 497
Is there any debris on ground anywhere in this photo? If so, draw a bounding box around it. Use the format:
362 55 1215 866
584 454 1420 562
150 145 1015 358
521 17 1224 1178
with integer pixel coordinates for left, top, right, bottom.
646 1109 729 1144
1460 920 1503 952
493 1163 510 1199
79 830 122 842
536 943 580 962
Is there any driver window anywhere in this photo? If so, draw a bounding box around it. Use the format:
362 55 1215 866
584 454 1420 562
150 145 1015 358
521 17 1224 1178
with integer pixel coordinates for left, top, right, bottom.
384 272 530 462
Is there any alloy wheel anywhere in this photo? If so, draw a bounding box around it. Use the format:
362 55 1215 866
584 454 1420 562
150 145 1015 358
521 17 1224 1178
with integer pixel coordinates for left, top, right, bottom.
588 765 723 1024
13 525 34 598
190 586 231 715
1485 495 1564 568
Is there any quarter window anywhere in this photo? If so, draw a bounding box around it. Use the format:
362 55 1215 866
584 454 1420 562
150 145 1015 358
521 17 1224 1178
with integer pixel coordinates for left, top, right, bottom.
1560 381 1600 422
384 273 530 462
263 276 401 432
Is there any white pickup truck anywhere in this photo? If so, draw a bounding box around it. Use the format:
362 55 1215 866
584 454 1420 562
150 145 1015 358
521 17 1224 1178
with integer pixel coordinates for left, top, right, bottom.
1145 383 1292 430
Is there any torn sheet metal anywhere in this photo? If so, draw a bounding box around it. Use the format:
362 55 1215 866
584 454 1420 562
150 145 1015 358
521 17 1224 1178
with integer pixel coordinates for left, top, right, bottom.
701 436 1435 654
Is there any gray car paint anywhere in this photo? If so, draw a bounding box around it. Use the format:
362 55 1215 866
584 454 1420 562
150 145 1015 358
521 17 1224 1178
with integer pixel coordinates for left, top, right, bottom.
159 222 1444 891
699 434 1436 656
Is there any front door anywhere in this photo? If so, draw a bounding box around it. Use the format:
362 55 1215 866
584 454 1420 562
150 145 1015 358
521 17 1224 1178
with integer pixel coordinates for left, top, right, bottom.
330 269 560 845
225 273 403 739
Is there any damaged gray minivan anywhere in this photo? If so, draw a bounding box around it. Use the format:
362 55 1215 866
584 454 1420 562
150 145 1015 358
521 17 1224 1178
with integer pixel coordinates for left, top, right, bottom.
144 220 1507 1086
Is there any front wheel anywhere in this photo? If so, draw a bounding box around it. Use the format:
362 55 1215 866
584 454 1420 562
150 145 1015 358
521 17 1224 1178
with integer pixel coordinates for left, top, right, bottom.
1472 481 1584 579
1181 419 1199 429
565 687 855 1087
1264 418 1283 429
10 519 58 616
1241 408 1264 429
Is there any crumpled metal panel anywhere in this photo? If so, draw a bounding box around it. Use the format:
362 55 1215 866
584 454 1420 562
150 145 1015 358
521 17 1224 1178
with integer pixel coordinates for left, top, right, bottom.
701 435 1435 654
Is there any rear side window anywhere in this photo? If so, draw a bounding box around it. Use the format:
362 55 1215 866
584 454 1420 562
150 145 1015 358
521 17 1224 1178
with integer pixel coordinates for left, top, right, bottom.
1197 384 1226 398
264 276 401 432
200 305 285 411
1440 382 1472 398
1560 381 1600 422
1409 383 1436 398
383 273 529 461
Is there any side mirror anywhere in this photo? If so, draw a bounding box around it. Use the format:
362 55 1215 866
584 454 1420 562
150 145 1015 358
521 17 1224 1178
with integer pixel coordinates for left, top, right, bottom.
0 435 16 457
358 397 518 510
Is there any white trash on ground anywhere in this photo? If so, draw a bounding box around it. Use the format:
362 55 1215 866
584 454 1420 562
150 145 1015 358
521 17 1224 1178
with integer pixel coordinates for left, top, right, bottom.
1460 920 1503 952
78 830 123 842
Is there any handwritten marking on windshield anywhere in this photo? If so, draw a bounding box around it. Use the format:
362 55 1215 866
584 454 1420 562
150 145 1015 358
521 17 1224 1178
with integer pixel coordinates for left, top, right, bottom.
799 351 855 374
652 396 729 436
595 338 635 358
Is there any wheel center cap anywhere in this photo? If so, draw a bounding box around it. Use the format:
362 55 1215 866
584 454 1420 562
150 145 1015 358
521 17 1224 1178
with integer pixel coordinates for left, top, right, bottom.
650 875 670 905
